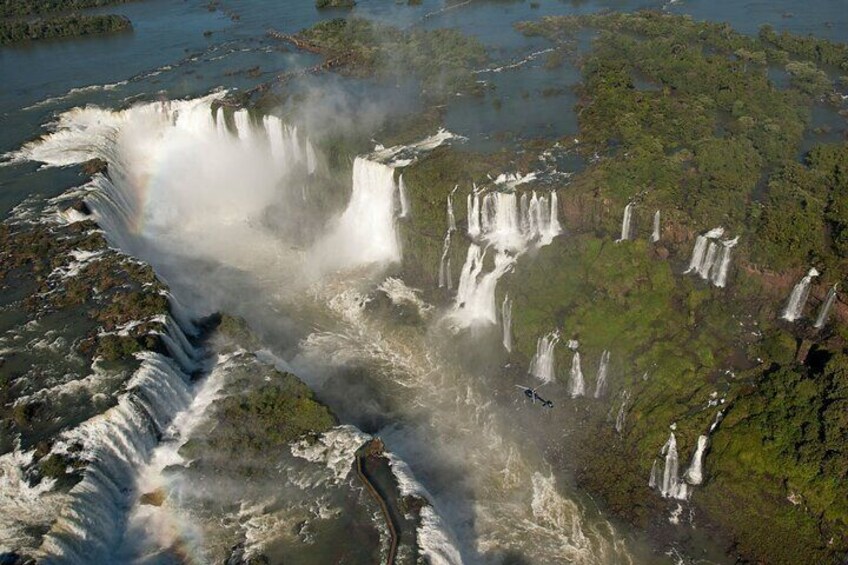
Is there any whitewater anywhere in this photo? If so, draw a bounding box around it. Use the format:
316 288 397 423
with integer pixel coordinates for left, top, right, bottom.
5 94 636 563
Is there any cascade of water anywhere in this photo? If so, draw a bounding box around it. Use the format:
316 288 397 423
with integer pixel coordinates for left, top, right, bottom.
547 191 562 243
450 244 515 327
648 460 660 489
502 294 513 352
683 435 708 486
38 352 193 562
594 350 610 398
684 227 724 280
814 284 838 329
466 189 561 251
467 191 481 239
684 235 709 274
782 268 820 322
568 351 585 398
438 230 452 289
529 331 559 384
615 390 630 434
711 236 739 288
616 203 633 242
215 106 228 138
709 410 724 434
447 187 457 232
398 174 410 218
233 109 253 143
319 157 402 269
697 241 719 280
651 210 660 243
160 314 200 373
655 433 688 500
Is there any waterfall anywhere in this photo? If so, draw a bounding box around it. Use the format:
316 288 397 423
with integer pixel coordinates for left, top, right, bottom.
594 350 610 398
502 294 513 352
450 244 515 327
684 227 736 288
263 115 307 170
215 106 228 137
466 189 561 251
467 191 481 239
38 351 193 562
709 410 724 434
814 284 838 329
447 187 457 232
697 241 719 280
319 157 402 269
529 331 559 384
233 109 252 142
616 203 633 242
398 174 410 218
568 351 585 398
159 314 201 373
651 210 660 243
711 236 739 288
684 236 709 274
782 268 819 322
548 191 562 243
615 390 630 434
655 433 688 500
438 230 453 289
648 460 660 489
683 435 708 486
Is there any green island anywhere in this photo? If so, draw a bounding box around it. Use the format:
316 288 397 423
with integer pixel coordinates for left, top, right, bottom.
0 0 133 45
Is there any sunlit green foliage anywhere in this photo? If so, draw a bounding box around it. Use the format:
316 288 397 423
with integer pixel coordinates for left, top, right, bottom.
297 18 487 99
0 14 131 45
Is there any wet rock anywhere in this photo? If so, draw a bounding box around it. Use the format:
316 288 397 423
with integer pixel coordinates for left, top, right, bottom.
140 488 166 507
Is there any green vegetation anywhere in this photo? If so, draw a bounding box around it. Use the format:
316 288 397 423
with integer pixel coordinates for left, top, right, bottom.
760 23 848 72
295 17 487 99
460 11 848 562
0 0 132 18
0 13 131 45
180 361 336 460
315 0 356 9
366 10 848 561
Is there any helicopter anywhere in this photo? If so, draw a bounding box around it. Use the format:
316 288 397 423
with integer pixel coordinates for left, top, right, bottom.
515 385 554 409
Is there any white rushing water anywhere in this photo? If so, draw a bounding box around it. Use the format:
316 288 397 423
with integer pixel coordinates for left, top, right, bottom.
616 203 633 242
450 244 515 328
38 349 194 562
501 294 513 352
654 433 688 500
439 230 453 289
814 284 839 329
684 227 737 288
569 351 585 398
651 210 660 243
529 331 560 384
594 350 610 399
782 268 820 322
298 287 634 564
8 94 407 288
711 237 739 288
615 390 631 434
12 93 634 564
683 435 708 486
398 173 411 218
466 189 561 252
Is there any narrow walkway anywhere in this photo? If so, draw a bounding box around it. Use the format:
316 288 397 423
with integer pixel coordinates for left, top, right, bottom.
355 439 399 565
